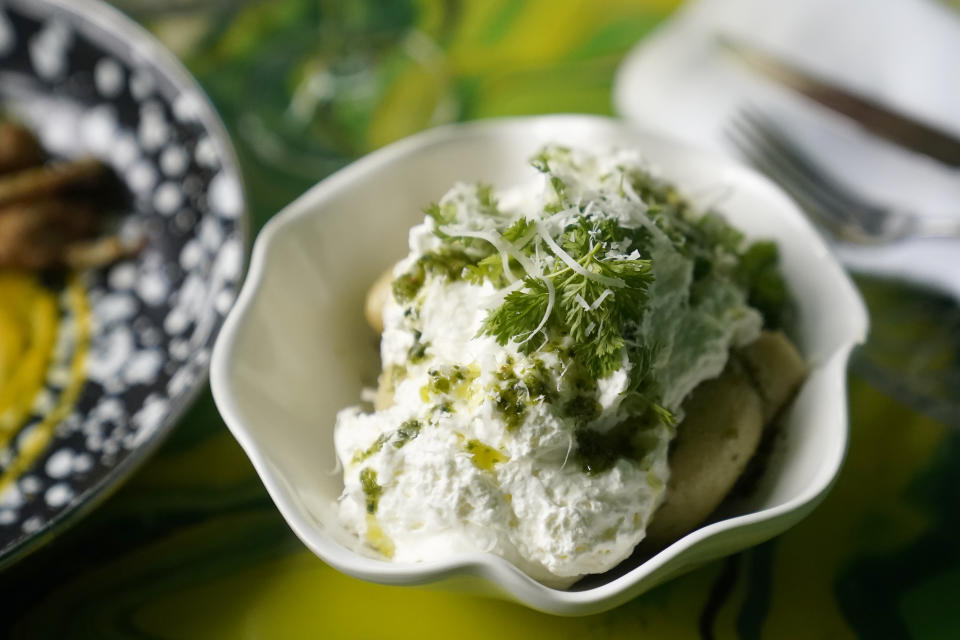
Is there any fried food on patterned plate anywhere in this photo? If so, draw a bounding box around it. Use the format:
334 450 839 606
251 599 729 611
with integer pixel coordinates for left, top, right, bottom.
0 120 140 271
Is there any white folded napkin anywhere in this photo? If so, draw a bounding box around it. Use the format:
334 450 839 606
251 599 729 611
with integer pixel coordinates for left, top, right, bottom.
614 0 960 299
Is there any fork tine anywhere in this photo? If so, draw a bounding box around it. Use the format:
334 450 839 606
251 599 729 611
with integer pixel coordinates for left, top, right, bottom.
733 150 849 236
738 109 915 242
726 115 850 227
727 107 940 243
730 111 867 225
736 109 876 219
726 111 883 241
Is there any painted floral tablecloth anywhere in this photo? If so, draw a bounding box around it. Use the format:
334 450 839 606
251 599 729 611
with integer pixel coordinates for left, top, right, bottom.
4 1 960 637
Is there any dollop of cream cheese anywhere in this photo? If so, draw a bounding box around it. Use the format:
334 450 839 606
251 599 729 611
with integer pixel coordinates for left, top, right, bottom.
333 146 760 586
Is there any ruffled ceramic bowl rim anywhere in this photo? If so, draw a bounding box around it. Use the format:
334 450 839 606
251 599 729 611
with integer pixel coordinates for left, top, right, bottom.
211 115 867 616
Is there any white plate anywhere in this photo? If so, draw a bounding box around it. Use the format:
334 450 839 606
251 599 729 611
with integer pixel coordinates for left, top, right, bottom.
612 0 960 300
210 115 867 616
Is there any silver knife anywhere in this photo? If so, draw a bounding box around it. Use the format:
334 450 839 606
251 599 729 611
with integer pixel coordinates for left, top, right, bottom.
720 36 960 168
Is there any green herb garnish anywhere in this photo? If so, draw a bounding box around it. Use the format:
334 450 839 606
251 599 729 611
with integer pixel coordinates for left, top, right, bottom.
389 145 791 473
394 419 421 447
479 217 654 380
352 419 422 464
408 330 430 363
359 468 382 514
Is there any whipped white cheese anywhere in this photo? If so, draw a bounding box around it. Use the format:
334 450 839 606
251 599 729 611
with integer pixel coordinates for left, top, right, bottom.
333 146 762 586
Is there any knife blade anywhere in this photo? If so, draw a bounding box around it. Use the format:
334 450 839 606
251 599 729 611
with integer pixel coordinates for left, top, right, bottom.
720 36 960 168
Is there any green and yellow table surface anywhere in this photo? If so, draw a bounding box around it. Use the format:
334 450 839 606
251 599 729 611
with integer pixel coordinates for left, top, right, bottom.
5 1 960 637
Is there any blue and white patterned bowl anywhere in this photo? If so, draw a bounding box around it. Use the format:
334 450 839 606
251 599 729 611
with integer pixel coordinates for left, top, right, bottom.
0 0 245 566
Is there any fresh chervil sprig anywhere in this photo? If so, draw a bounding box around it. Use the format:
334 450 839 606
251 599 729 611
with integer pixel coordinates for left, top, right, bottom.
400 145 788 394
481 276 552 350
480 214 653 379
387 144 792 476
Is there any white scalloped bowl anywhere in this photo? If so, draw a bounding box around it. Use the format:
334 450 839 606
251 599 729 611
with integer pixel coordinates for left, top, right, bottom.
210 115 867 616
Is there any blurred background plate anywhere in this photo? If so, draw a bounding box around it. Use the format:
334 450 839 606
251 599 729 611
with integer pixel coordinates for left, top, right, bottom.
0 0 245 566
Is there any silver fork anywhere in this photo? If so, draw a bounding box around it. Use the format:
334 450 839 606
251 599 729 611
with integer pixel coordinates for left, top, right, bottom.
726 108 960 244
